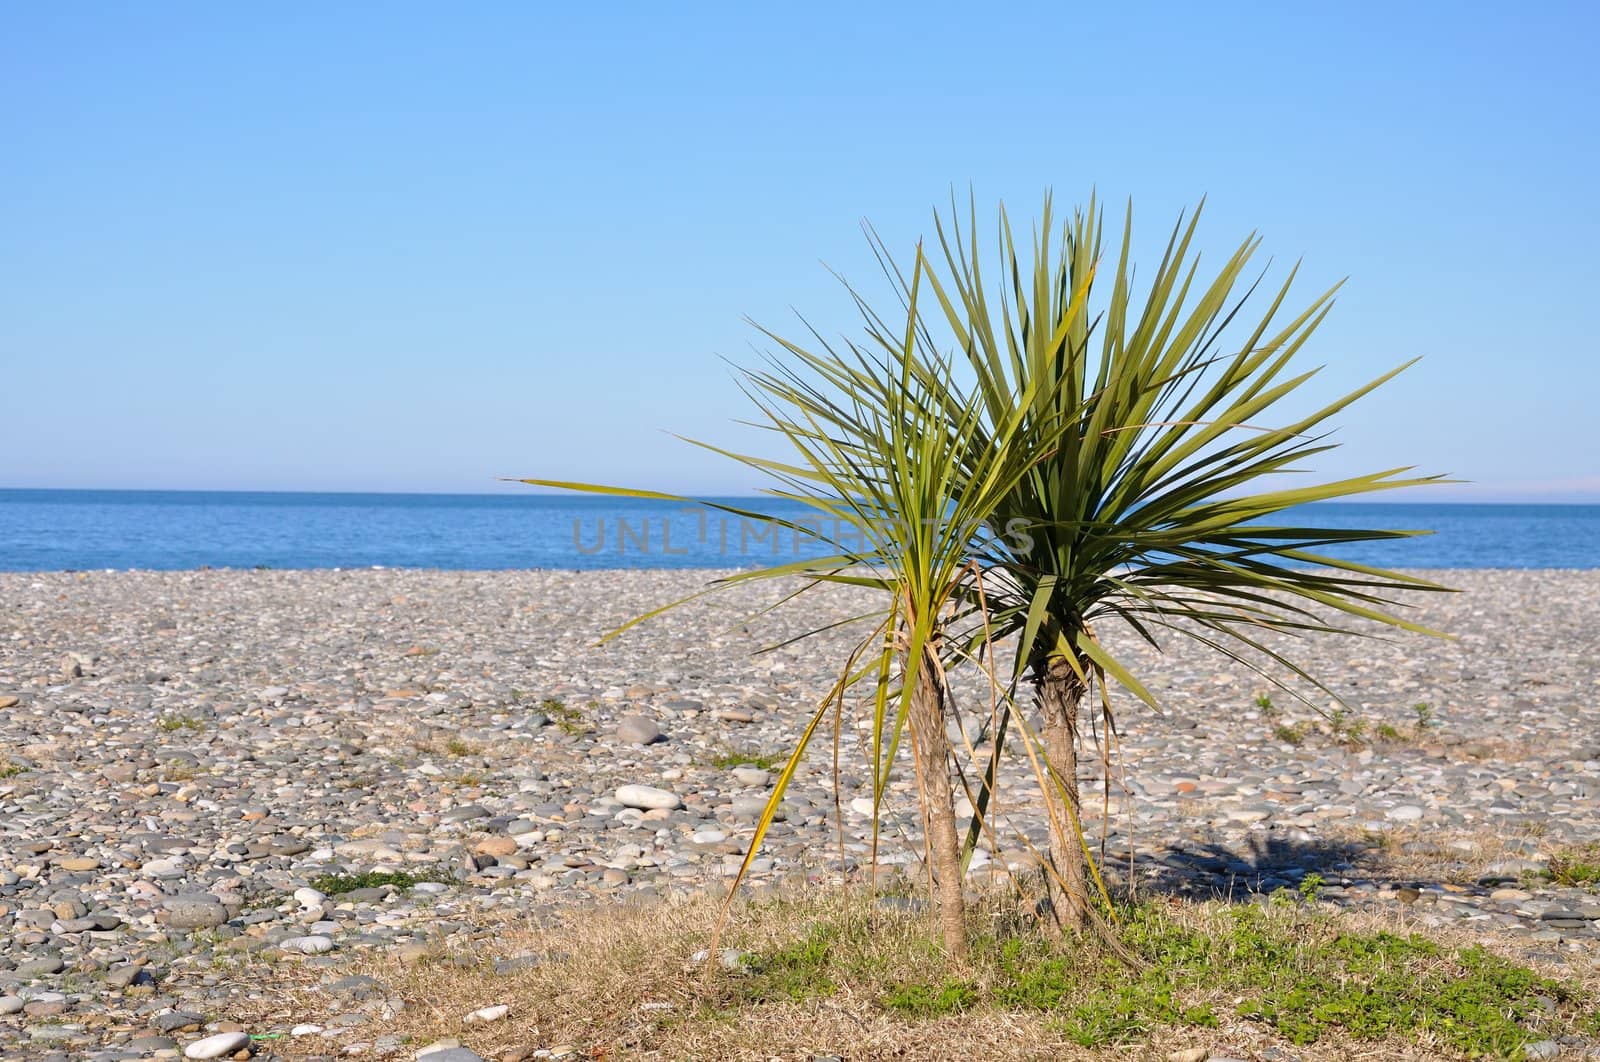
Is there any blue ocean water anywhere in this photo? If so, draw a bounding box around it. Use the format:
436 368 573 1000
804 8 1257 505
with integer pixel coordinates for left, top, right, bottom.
0 489 1595 571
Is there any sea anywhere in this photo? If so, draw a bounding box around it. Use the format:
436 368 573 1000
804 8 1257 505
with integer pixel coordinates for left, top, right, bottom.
0 489 1596 572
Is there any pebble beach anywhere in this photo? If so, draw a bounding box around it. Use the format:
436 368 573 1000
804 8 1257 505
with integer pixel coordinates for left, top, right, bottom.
1 567 1597 1060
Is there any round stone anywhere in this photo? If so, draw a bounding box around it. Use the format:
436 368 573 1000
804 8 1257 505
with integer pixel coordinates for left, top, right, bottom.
615 716 663 745
184 1031 252 1059
15 955 66 978
614 784 680 810
164 895 229 929
292 887 326 908
731 796 782 821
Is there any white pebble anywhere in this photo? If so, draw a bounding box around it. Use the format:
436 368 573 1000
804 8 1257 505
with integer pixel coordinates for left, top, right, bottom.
465 1003 509 1023
292 887 326 908
281 934 334 954
184 1031 251 1059
614 784 681 810
731 767 772 787
291 1024 324 1037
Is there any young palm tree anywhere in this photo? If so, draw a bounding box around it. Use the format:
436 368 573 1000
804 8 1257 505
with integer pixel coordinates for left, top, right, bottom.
911 194 1450 929
521 193 1446 957
519 255 1085 956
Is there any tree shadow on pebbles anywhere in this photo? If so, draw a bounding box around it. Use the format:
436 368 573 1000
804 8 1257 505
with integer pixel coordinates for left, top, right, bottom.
1131 832 1377 899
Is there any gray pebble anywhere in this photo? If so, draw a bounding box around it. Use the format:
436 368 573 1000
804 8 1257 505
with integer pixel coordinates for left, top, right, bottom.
616 715 664 744
163 895 229 930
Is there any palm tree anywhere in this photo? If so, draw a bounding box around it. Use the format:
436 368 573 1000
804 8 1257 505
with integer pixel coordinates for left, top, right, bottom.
519 253 1085 956
911 194 1450 929
520 192 1447 957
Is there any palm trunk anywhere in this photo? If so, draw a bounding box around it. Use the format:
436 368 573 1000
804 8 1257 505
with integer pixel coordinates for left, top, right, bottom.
1037 655 1088 932
905 652 967 958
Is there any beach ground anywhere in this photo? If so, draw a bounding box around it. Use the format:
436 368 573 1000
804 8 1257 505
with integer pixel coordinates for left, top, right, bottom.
1 569 1597 1059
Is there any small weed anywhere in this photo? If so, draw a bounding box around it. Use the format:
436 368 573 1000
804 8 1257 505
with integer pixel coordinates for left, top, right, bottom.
451 771 489 786
1255 693 1278 717
748 923 840 1002
1298 872 1325 902
1272 721 1310 746
1050 978 1216 1047
444 738 477 758
1327 707 1366 747
0 759 25 779
1360 828 1401 854
1550 842 1600 887
1367 704 1435 745
710 749 782 771
882 978 979 1016
157 715 205 732
540 698 589 736
309 869 450 895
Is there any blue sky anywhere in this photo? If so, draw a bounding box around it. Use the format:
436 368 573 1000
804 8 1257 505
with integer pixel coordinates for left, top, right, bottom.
3 3 1596 500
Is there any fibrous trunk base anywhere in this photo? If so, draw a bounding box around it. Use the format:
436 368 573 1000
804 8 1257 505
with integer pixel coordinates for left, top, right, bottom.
907 656 967 958
1038 656 1088 932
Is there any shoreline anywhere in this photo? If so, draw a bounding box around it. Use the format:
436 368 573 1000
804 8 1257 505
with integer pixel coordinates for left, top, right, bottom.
6 564 1600 576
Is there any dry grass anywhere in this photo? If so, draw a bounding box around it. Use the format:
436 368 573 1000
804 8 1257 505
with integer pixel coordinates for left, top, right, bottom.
233 882 1598 1062
1323 820 1559 885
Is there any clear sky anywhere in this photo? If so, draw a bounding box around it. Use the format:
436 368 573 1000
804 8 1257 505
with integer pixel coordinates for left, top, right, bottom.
3 3 1597 500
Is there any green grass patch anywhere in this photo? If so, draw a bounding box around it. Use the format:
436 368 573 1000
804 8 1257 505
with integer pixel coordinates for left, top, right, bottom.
735 898 1590 1054
1272 721 1310 745
710 749 782 771
882 978 980 1016
536 697 590 736
1550 842 1600 887
309 869 451 895
747 924 841 1001
1326 706 1367 747
157 714 205 732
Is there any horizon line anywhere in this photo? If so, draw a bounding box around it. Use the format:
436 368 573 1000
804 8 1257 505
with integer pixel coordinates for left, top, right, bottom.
3 485 1600 506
